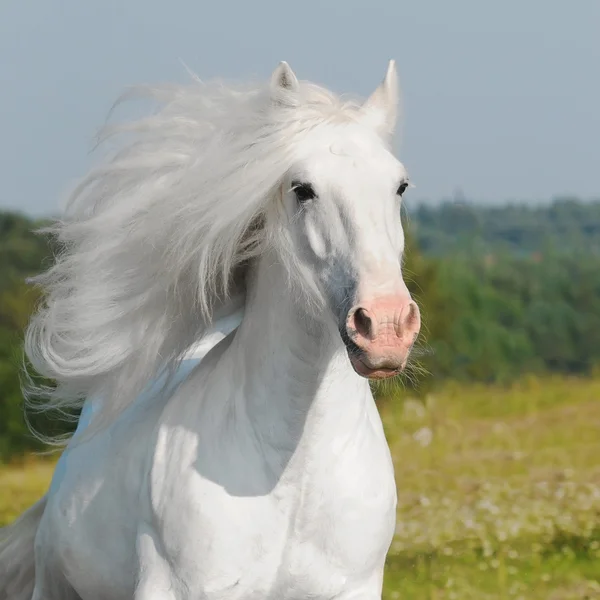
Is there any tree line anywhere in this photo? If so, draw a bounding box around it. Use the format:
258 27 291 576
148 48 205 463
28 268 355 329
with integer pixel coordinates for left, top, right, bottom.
411 196 600 257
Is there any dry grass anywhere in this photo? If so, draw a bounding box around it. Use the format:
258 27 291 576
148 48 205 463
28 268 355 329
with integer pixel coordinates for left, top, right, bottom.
380 375 600 599
1 375 599 598
0 458 54 525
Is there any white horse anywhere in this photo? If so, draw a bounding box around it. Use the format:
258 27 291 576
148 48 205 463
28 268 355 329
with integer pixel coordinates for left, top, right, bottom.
0 60 421 600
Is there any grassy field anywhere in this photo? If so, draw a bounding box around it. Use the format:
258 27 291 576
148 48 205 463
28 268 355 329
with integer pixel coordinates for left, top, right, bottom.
1 375 599 599
379 375 600 599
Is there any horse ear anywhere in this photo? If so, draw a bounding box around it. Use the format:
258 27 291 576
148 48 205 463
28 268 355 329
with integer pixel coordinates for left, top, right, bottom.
360 60 399 139
270 61 300 94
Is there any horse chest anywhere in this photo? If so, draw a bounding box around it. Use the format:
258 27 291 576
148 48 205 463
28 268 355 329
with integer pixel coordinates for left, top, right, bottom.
151 418 397 599
277 458 397 598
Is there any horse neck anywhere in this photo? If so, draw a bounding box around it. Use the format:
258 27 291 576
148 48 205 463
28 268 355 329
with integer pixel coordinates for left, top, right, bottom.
227 251 371 451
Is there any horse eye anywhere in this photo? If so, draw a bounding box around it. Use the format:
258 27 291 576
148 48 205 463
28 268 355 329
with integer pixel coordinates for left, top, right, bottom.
397 182 409 197
291 181 316 204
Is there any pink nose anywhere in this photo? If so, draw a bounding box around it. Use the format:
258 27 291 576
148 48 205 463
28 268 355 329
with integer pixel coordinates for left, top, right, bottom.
345 296 421 379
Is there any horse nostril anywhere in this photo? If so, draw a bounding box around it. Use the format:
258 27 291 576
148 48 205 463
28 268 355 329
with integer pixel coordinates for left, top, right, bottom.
353 308 373 340
407 302 418 325
404 301 421 336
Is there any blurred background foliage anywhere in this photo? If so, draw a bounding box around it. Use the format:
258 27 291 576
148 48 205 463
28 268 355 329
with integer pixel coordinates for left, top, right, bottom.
2 198 600 459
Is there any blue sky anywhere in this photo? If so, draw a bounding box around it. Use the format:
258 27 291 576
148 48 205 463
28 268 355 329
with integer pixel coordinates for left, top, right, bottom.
1 0 599 215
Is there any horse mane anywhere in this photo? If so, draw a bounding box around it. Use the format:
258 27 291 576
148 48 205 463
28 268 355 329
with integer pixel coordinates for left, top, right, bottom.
23 70 364 442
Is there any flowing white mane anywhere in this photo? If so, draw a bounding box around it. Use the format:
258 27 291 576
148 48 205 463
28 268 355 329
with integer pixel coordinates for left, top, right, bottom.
24 71 367 438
